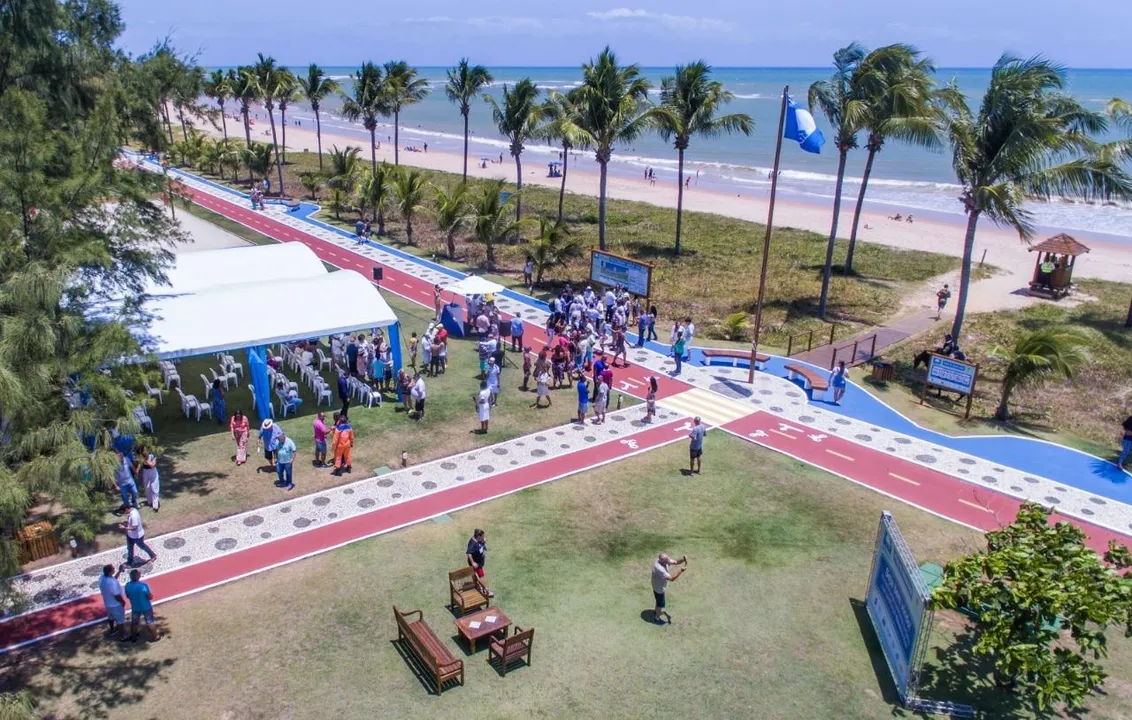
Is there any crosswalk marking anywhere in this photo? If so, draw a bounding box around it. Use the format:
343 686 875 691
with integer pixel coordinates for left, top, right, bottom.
658 388 753 427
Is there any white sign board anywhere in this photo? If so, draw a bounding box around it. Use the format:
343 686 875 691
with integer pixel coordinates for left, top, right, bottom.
590 251 651 297
926 354 977 395
865 512 931 702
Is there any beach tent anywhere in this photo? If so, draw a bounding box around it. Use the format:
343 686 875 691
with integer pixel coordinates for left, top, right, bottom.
138 271 397 359
443 275 507 297
142 243 325 297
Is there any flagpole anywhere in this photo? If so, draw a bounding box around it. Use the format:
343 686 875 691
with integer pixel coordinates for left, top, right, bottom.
749 85 790 383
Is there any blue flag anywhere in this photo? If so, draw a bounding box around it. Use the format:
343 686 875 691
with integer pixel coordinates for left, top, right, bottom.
784 95 825 154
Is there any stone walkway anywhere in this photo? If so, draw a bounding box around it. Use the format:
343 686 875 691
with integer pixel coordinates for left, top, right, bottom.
1 405 684 624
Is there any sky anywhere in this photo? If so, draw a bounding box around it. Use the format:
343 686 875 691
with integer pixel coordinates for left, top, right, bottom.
114 0 1132 69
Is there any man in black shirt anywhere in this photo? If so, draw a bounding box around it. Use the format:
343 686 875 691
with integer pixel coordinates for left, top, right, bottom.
1119 415 1132 470
466 529 495 598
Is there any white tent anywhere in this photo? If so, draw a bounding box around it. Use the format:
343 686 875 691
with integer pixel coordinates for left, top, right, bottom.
443 275 506 297
138 270 397 359
143 243 325 297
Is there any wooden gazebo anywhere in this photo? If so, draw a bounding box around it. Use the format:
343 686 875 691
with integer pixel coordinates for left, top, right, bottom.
1028 233 1090 300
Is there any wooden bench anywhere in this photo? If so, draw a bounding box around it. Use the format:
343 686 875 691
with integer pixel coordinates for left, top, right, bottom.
784 363 830 397
701 348 770 370
393 606 465 694
449 567 490 615
489 626 535 677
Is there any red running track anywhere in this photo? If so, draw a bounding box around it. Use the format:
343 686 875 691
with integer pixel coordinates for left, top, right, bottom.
189 190 690 402
723 411 1132 552
0 417 689 651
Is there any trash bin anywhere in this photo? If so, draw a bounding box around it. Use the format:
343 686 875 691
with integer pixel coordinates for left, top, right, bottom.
871 360 894 384
16 521 58 564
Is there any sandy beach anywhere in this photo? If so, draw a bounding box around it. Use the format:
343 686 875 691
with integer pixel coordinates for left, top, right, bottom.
204 115 1132 295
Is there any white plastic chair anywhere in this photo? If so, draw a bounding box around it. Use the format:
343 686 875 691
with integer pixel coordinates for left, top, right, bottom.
218 365 239 388
317 384 333 407
178 390 199 419
164 371 180 390
196 399 212 421
223 356 244 379
209 368 231 391
143 379 163 404
317 348 331 371
361 386 381 408
133 406 154 433
200 373 212 396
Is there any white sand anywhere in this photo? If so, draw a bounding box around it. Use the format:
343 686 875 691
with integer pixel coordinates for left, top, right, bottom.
167 205 251 253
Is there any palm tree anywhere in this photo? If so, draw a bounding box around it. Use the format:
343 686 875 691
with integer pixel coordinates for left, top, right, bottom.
434 182 474 258
299 172 324 200
526 216 582 285
383 60 430 165
171 65 205 143
326 144 362 193
216 137 240 182
204 69 232 139
844 45 939 274
473 179 519 269
340 62 385 171
942 55 1132 339
989 327 1089 421
391 168 429 245
484 78 544 223
574 46 656 251
541 89 588 223
298 63 341 172
355 163 392 235
253 53 287 192
243 141 275 183
275 68 299 167
231 66 258 148
445 59 494 179
808 43 868 318
656 62 754 255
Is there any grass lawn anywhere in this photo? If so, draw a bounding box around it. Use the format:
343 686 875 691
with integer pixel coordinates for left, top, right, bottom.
852 278 1132 455
181 151 961 347
25 287 629 568
7 433 1132 719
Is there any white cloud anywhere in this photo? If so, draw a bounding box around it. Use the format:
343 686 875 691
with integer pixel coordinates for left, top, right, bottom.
402 16 456 24
584 8 732 33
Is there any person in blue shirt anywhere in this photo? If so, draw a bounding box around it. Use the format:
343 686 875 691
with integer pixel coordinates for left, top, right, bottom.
273 431 297 490
124 568 160 642
257 418 282 469
575 374 590 423
337 371 351 418
113 452 138 514
637 311 648 348
831 360 847 405
510 312 524 352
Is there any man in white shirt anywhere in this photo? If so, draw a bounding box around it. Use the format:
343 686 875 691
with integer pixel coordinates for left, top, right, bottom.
120 503 157 566
603 288 616 322
684 317 695 359
651 552 688 624
410 373 427 421
99 564 127 638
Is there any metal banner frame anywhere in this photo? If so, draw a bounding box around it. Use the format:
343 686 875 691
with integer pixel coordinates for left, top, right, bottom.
864 512 973 717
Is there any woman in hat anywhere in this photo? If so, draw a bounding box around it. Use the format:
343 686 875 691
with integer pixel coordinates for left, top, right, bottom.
139 451 160 512
230 410 250 465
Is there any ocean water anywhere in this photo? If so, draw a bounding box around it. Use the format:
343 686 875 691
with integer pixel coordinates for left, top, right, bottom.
219 66 1132 239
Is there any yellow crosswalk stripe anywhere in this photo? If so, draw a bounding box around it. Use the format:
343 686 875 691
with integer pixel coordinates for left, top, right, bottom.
658 388 753 427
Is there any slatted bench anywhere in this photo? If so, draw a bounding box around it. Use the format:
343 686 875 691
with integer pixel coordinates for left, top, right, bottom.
784 363 830 398
394 606 465 694
701 348 770 370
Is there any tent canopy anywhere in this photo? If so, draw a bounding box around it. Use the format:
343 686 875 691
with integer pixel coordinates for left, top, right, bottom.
138 270 397 360
443 275 506 297
144 243 325 297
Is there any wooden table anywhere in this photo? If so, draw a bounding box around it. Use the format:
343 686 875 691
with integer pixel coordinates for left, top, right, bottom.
454 607 511 652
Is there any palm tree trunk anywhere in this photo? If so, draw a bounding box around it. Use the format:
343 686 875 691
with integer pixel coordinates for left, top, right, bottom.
369 127 377 171
315 108 324 172
487 239 495 269
845 147 877 275
995 377 1015 421
598 160 609 251
267 108 284 195
514 152 523 224
393 110 400 165
446 230 457 259
950 210 981 340
220 103 228 139
162 101 174 145
557 146 568 223
817 149 849 319
462 112 469 180
674 146 686 255
242 108 252 148
280 108 288 167
177 106 188 142
377 208 385 235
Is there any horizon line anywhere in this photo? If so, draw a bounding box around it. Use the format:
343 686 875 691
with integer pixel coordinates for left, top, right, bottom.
194 63 1132 72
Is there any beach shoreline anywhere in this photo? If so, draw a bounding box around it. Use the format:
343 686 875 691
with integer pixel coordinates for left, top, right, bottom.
207 113 1132 285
